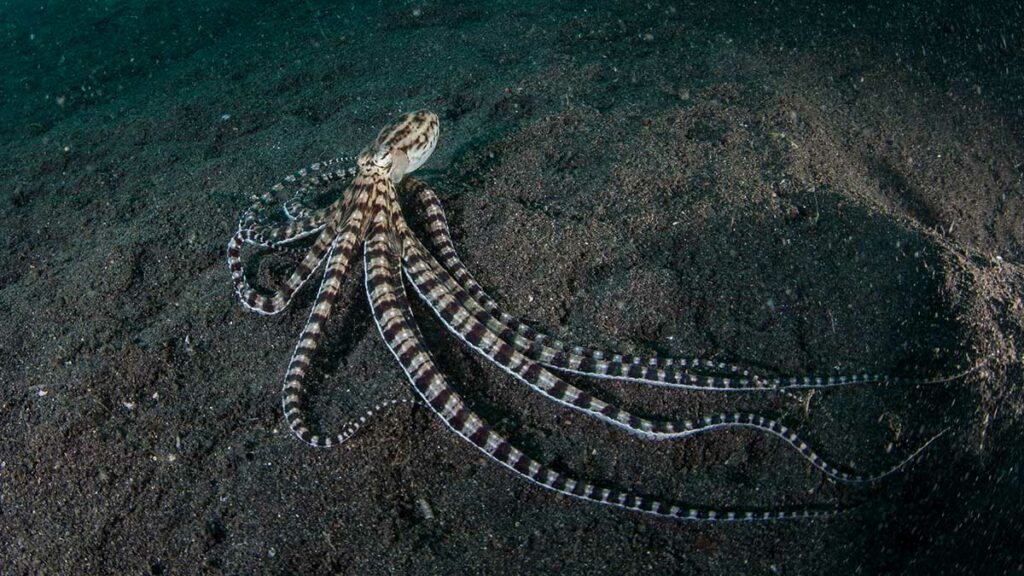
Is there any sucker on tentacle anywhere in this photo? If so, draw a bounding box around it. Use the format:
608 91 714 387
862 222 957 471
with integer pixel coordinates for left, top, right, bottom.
227 109 977 521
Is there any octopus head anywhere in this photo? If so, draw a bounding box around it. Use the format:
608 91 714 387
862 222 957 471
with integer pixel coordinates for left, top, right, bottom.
360 110 439 182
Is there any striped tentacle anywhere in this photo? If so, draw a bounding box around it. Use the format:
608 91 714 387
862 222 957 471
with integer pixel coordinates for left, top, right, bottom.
280 194 407 447
401 178 766 388
237 177 367 254
753 361 987 390
236 192 329 250
366 225 836 521
237 217 328 250
238 156 359 247
240 155 357 226
268 242 322 259
228 186 371 316
405 177 978 392
400 233 939 485
280 160 359 221
228 215 335 316
238 193 342 250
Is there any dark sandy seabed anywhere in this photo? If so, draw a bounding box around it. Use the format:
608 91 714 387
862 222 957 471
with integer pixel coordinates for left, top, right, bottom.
2 1 1024 574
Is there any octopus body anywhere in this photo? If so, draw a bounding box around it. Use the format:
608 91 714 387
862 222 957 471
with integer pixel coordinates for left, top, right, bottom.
226 110 960 521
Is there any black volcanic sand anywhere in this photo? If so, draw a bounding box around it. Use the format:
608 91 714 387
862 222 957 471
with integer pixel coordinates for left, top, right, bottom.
2 1 1023 574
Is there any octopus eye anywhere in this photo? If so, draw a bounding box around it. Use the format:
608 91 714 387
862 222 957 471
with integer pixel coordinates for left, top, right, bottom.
372 148 393 168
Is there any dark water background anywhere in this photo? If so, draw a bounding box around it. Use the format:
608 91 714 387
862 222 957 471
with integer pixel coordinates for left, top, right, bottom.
2 1 1023 574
